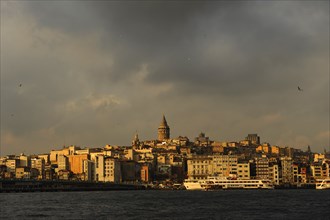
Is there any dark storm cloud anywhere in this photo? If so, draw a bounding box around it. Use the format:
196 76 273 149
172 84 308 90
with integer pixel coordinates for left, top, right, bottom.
91 2 328 97
23 1 328 96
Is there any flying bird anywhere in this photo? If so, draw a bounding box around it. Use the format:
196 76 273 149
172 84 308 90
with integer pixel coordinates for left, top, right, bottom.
298 86 303 91
19 84 22 87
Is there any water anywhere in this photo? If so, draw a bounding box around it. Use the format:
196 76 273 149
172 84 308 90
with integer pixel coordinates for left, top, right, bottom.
1 190 330 219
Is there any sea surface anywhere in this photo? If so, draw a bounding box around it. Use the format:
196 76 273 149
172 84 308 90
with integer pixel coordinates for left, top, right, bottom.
1 190 330 219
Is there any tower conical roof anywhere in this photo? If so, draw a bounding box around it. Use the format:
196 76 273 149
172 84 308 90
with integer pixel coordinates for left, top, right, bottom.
159 114 169 127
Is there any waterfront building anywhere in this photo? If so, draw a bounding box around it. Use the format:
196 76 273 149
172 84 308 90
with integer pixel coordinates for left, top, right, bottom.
94 155 105 181
280 157 293 185
255 155 269 180
82 159 95 181
44 164 56 180
322 160 330 178
140 163 152 183
5 159 19 173
292 163 299 185
237 162 250 179
158 115 170 141
311 163 322 179
15 167 31 179
19 154 31 168
299 166 308 184
269 163 280 185
57 170 72 180
156 164 172 180
68 154 90 174
121 160 139 183
310 160 330 180
57 155 69 171
94 155 121 183
212 155 238 177
31 157 45 179
187 155 212 180
37 154 50 164
50 145 81 164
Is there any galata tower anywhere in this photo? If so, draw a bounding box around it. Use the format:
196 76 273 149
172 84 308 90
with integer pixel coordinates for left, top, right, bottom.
158 115 170 141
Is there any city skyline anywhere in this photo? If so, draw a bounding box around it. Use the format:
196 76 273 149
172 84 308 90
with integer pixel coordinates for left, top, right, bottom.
1 1 329 155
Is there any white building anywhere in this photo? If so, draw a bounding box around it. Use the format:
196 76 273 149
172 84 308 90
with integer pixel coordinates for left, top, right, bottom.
187 156 212 180
94 155 121 183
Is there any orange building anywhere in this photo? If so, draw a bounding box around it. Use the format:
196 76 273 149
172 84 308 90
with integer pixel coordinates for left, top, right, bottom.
141 164 151 183
68 154 89 174
271 146 280 155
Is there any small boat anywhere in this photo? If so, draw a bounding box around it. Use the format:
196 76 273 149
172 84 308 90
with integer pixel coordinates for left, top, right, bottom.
315 178 330 190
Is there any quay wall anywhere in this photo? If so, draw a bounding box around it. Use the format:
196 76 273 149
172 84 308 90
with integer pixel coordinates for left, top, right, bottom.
0 179 146 193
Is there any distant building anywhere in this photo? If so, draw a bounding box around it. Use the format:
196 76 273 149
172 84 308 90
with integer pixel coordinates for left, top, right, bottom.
132 132 140 148
194 132 210 146
245 134 260 145
158 115 170 141
271 146 280 155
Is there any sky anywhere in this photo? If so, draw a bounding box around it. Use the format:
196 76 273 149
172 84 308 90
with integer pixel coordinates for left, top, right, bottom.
0 1 329 156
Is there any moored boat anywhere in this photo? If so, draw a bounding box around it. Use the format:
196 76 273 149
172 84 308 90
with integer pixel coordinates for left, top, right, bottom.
184 176 274 190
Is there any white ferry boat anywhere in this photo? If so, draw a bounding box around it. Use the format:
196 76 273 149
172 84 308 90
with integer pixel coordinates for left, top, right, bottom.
183 179 204 190
184 176 274 190
315 178 330 190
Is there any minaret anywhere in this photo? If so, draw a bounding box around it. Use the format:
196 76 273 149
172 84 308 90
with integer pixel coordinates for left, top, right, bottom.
158 115 170 141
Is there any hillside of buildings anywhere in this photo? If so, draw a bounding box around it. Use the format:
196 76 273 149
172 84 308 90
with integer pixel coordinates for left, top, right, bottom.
1 116 329 188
